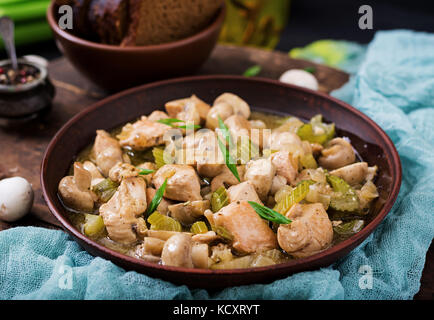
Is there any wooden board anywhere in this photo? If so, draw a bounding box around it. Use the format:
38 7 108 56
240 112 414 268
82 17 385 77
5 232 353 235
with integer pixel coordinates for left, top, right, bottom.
0 44 431 298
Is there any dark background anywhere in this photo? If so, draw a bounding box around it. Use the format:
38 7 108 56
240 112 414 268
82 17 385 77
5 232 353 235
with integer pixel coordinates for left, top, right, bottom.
2 0 434 60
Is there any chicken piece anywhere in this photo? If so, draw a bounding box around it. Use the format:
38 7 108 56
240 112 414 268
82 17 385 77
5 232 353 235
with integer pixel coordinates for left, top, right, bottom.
147 110 169 122
270 131 304 159
214 93 250 119
83 161 104 186
136 162 157 185
58 162 95 212
153 164 202 202
224 114 251 143
165 95 211 123
271 151 298 185
145 187 172 215
270 175 287 196
161 233 194 268
213 201 278 254
211 165 246 192
244 158 276 201
108 162 139 183
277 203 333 259
227 181 262 204
116 116 171 150
168 200 210 225
249 119 266 129
90 130 124 176
205 102 234 130
99 176 147 245
318 138 355 170
330 162 369 185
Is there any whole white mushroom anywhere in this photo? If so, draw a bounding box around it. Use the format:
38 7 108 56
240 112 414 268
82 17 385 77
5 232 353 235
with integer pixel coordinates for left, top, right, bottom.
279 69 319 91
0 177 34 222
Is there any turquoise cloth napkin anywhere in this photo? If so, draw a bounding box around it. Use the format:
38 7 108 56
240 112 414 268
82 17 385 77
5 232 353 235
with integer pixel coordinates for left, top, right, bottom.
1 30 433 300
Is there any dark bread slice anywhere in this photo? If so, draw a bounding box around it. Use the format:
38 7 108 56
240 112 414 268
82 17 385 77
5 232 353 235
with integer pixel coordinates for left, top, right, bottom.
121 0 223 46
88 0 129 44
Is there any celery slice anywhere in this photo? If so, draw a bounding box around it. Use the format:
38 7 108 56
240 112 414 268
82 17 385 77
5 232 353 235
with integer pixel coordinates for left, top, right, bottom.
147 212 182 232
152 147 166 168
327 174 359 212
211 186 229 213
83 214 105 238
273 180 315 214
297 114 335 145
300 153 318 169
333 220 364 235
190 221 209 234
91 179 119 203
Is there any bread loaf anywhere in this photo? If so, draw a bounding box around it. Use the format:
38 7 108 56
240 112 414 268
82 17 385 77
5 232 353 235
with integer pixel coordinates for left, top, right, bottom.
121 0 222 46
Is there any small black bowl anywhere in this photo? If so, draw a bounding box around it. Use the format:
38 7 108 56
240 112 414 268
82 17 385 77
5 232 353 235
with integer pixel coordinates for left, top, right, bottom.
0 57 55 120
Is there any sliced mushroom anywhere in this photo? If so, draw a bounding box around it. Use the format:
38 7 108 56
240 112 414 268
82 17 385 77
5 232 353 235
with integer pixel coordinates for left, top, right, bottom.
330 162 369 185
142 237 166 256
168 200 210 225
318 138 355 170
83 161 104 187
214 93 250 119
191 243 209 269
191 231 220 244
161 233 194 268
58 162 95 212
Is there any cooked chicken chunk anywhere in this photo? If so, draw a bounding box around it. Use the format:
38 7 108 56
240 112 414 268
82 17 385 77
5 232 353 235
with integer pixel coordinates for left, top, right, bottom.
146 187 172 215
147 110 169 122
165 95 211 123
205 102 235 130
270 175 287 195
117 116 171 150
161 233 194 268
99 177 147 245
108 162 139 183
227 181 262 204
136 162 157 185
153 164 202 202
271 151 298 185
90 130 124 176
244 158 276 201
277 203 333 258
330 162 369 185
211 165 246 192
58 162 95 212
213 201 278 254
168 200 210 225
318 138 355 170
224 115 251 143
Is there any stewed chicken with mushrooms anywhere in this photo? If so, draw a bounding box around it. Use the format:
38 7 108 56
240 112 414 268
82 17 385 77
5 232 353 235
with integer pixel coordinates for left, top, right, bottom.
58 93 380 269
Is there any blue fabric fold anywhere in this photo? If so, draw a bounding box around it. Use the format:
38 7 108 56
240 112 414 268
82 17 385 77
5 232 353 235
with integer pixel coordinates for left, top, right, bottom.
0 30 433 299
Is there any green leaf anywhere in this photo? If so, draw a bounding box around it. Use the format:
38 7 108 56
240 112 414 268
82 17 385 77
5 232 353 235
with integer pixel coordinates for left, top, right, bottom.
304 66 316 74
243 65 262 77
248 201 291 224
217 116 240 182
157 118 201 130
137 168 155 175
147 178 167 215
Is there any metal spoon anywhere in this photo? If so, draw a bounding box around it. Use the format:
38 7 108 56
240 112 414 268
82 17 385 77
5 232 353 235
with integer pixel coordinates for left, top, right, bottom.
0 16 18 70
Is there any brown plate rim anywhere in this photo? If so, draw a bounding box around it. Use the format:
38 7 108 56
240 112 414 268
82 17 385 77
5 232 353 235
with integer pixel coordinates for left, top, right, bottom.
41 75 402 276
46 1 226 52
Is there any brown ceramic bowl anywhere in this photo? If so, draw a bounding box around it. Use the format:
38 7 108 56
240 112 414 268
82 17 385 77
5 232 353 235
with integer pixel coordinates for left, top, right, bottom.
46 2 225 92
41 75 401 289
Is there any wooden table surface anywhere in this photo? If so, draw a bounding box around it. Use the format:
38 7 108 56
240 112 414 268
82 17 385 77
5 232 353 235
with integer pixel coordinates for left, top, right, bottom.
0 44 432 299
